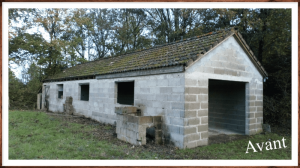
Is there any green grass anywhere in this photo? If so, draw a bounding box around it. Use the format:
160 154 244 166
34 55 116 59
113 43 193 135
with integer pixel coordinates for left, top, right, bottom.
176 133 291 159
9 110 147 159
9 110 291 160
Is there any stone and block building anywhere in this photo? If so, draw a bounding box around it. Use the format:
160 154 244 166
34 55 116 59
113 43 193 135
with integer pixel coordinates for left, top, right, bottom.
42 27 268 149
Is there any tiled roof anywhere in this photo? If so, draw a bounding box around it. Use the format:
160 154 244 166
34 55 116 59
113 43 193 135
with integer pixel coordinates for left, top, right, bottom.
45 27 267 82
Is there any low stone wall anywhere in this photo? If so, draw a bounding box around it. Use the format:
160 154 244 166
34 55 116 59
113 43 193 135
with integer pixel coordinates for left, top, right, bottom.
115 106 162 146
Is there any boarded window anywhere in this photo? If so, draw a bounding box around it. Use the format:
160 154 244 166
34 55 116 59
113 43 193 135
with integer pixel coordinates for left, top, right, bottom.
57 84 63 99
117 81 134 105
80 84 89 101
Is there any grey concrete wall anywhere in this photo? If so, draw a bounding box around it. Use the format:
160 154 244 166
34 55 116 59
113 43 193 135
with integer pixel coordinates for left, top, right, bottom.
184 36 264 148
42 72 185 148
208 79 245 133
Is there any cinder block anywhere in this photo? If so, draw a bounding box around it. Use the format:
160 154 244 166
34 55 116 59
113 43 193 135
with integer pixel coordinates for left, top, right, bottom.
171 102 185 110
249 129 256 135
254 101 263 107
249 107 256 113
155 95 168 101
184 133 200 143
171 118 184 126
257 106 263 112
255 89 263 95
197 124 208 132
128 115 138 123
201 102 208 109
255 112 263 118
248 112 255 118
184 110 197 118
115 106 137 115
196 139 208 146
199 88 208 94
184 141 197 149
167 78 181 86
116 127 120 134
172 87 185 93
248 101 255 106
198 94 208 102
198 79 208 87
153 116 162 123
168 95 181 102
231 70 238 76
249 95 256 101
198 109 208 117
166 110 182 118
153 101 163 108
203 67 214 73
256 117 263 124
156 79 168 86
137 126 147 135
214 68 224 74
185 78 197 86
185 102 200 110
139 116 153 124
201 131 208 139
185 95 197 102
120 128 126 136
184 127 197 135
167 125 181 134
128 123 138 131
257 95 263 101
185 87 200 94
160 87 172 94
201 116 208 124
249 124 256 130
246 118 256 125
147 94 156 101
185 117 200 126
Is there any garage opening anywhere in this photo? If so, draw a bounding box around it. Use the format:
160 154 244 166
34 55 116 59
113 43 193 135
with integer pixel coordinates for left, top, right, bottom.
208 79 245 135
117 81 134 105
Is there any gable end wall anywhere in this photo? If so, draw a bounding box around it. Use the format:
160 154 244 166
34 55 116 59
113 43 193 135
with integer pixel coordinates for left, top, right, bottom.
183 36 264 148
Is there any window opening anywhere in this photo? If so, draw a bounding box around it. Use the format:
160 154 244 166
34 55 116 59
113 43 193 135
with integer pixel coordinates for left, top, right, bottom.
57 84 63 99
117 81 134 105
80 84 89 101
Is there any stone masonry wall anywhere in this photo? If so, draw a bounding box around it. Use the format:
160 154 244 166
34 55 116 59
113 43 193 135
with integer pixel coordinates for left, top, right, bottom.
183 36 264 148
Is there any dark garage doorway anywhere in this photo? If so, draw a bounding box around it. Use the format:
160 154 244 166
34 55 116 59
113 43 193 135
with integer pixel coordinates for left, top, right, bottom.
208 79 246 135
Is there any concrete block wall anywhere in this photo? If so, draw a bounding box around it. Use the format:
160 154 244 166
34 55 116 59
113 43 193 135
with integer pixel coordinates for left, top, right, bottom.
42 73 186 147
116 112 162 146
184 36 264 148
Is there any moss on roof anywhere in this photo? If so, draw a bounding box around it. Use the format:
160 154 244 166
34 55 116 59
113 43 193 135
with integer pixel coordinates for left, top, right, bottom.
46 27 265 81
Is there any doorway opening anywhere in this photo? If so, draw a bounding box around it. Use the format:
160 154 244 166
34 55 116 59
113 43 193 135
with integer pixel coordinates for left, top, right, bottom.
208 79 246 135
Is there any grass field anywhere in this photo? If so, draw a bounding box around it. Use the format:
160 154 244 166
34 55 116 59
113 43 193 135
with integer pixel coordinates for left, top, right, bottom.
9 110 292 160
